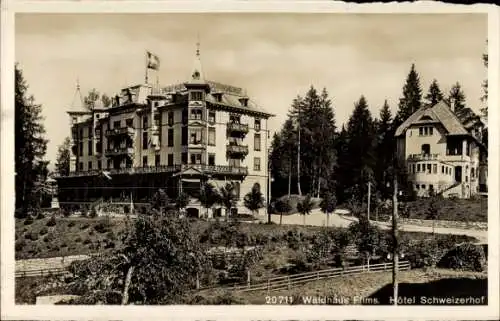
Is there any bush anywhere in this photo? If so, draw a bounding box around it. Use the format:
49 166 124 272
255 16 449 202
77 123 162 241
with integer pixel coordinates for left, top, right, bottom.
35 211 45 220
15 208 27 219
438 243 487 272
46 215 57 227
24 232 39 241
89 207 98 218
61 208 71 217
80 223 90 230
83 239 91 245
39 227 48 235
23 217 34 226
15 240 26 251
68 221 75 228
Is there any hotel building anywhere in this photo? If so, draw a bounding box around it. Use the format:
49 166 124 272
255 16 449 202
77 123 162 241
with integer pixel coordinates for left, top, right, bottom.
395 100 487 198
56 49 274 217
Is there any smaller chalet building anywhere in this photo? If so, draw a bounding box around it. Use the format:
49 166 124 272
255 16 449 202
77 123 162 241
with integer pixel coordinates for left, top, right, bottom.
395 100 487 199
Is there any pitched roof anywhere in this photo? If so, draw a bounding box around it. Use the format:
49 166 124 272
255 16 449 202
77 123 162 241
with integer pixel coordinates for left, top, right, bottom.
395 100 468 137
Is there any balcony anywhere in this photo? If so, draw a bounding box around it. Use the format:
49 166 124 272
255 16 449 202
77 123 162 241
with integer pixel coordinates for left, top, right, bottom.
226 144 249 157
105 126 135 137
105 147 134 157
408 153 441 161
227 122 249 135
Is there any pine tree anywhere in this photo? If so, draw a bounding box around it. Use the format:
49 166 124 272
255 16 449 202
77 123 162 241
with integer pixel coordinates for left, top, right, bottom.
395 64 423 126
55 137 71 177
424 79 444 105
375 100 394 200
448 82 467 113
481 41 488 117
345 96 377 203
15 64 48 215
334 125 350 203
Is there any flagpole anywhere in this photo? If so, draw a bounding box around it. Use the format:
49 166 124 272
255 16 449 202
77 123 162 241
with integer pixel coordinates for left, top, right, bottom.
145 51 149 85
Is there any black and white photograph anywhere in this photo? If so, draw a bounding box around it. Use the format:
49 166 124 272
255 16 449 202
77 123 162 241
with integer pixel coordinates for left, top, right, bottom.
1 1 499 320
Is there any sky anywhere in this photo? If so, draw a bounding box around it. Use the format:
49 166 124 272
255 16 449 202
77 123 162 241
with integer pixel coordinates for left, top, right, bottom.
15 13 487 168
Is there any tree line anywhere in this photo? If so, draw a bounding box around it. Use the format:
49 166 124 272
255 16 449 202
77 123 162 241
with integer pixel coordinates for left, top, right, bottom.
270 60 488 207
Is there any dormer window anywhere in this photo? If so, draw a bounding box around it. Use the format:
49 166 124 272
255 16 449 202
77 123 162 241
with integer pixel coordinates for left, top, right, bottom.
255 118 261 131
213 93 222 102
190 91 203 101
239 98 248 107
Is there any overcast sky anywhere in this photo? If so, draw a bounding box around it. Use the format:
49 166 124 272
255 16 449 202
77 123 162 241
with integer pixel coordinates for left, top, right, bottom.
15 13 487 167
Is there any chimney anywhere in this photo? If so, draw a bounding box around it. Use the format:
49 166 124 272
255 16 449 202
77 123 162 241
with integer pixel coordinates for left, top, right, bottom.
449 97 456 112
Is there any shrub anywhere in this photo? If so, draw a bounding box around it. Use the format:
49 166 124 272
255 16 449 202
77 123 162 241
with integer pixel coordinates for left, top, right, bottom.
23 217 34 226
61 208 71 217
24 232 39 241
15 240 26 251
35 211 45 220
15 208 27 219
94 220 110 234
68 221 75 228
89 207 98 218
39 227 48 235
438 243 487 272
80 223 90 230
74 236 82 243
106 231 116 241
83 239 91 245
46 215 57 227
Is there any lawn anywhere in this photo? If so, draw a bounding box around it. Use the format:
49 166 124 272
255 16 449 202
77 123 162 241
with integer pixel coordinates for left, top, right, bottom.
198 268 487 305
376 197 488 222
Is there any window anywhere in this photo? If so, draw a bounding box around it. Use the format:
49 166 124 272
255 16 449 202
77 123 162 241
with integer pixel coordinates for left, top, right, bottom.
88 161 92 170
427 164 431 174
208 127 216 146
419 126 433 136
88 141 93 156
433 164 437 174
421 144 430 155
143 132 148 149
228 158 241 167
240 98 248 107
412 164 416 173
181 127 188 145
255 118 261 131
424 127 428 135
254 133 261 151
168 112 174 126
126 118 133 127
417 164 421 172
190 109 203 120
143 116 148 129
429 127 433 135
415 184 420 190
79 162 83 171
254 157 261 171
155 154 160 166
190 128 203 144
429 184 434 192
107 159 112 169
96 142 102 154
190 91 203 101
97 160 102 170
88 126 93 139
208 153 215 166
167 154 173 165
213 93 222 102
142 156 148 167
229 114 241 124
114 120 121 129
79 142 83 156
181 152 188 165
422 184 426 189
168 129 174 147
79 128 84 139
419 127 423 136
208 111 216 123
441 166 444 174
190 153 202 164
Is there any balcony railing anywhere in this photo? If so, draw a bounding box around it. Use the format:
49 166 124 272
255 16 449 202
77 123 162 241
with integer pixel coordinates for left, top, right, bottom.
104 147 134 157
227 144 249 156
408 153 440 161
105 127 135 137
58 164 248 178
227 122 249 134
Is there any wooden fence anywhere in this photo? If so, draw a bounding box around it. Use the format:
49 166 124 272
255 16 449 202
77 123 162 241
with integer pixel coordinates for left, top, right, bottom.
200 261 410 293
15 267 72 278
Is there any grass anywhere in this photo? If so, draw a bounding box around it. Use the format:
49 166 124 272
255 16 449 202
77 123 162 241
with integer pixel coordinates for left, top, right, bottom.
276 194 322 215
202 268 487 305
15 216 130 260
15 215 478 260
375 197 487 223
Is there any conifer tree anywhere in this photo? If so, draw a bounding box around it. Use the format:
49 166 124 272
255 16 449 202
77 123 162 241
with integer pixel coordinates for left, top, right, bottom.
481 42 488 117
448 82 467 113
15 64 48 215
345 96 377 203
375 100 394 199
395 64 423 126
424 79 444 105
55 137 71 177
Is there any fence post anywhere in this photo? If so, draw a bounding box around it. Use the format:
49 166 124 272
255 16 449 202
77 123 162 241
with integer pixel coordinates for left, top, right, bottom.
287 276 291 290
196 273 200 290
267 279 270 292
317 271 320 280
247 270 251 289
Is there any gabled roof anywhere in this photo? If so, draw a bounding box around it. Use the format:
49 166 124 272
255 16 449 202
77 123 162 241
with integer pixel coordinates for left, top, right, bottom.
395 100 468 137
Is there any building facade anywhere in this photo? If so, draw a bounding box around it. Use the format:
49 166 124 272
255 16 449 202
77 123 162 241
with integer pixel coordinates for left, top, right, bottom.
56 51 274 217
395 100 487 199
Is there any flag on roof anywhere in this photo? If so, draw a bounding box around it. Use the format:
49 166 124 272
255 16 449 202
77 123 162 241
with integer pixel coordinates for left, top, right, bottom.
147 51 160 70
